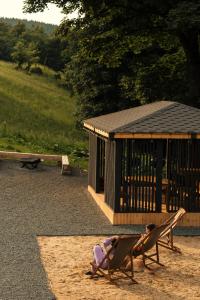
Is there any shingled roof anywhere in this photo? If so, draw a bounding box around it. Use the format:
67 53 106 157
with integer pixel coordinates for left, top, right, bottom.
83 101 200 138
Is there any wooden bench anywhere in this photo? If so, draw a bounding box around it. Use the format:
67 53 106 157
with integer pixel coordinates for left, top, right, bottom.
61 155 72 175
20 158 41 169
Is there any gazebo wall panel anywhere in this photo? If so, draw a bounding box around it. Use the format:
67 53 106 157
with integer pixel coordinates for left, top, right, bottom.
119 139 163 213
104 140 116 210
88 133 99 192
167 139 200 212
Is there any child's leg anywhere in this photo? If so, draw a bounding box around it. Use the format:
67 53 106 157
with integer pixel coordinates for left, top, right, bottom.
93 245 108 269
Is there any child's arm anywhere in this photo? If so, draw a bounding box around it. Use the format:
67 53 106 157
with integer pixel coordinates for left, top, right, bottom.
103 236 118 252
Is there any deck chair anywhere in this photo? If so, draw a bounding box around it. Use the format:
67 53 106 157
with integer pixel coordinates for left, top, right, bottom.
132 224 169 269
158 207 186 253
90 235 140 283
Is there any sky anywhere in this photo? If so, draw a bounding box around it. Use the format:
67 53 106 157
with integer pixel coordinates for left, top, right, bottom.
0 0 65 25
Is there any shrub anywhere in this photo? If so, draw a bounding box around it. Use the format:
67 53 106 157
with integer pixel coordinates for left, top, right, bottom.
30 66 43 75
54 72 61 80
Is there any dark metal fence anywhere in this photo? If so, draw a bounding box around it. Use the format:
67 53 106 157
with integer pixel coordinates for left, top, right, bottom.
88 133 98 191
89 134 200 213
116 139 164 213
98 138 105 191
167 139 200 212
104 140 116 210
88 134 105 193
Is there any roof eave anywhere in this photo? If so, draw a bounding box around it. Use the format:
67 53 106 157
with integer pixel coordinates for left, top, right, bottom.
114 132 200 139
83 122 110 138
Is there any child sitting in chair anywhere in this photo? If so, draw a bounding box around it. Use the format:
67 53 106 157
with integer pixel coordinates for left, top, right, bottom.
85 235 119 276
124 223 157 271
85 224 156 276
133 223 156 253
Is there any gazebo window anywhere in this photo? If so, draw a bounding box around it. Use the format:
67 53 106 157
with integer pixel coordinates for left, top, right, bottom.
118 139 163 213
167 139 200 212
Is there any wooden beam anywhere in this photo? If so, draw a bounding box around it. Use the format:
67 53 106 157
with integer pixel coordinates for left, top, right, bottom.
112 212 200 226
0 151 62 161
83 122 109 138
94 128 109 138
83 122 94 132
88 185 114 223
114 133 200 139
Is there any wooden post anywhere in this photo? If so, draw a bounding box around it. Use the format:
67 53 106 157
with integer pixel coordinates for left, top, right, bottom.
155 140 163 213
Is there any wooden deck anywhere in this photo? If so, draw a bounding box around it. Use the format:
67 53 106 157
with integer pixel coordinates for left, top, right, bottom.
88 185 200 226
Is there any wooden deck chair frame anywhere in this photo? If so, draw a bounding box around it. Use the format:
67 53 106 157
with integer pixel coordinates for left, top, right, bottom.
132 224 169 269
90 235 140 283
158 208 186 253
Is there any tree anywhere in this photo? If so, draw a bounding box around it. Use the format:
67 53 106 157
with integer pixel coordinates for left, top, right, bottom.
0 21 14 61
44 36 68 71
26 42 40 71
167 1 200 106
0 17 67 73
11 21 26 38
23 0 200 122
11 40 28 69
11 40 40 70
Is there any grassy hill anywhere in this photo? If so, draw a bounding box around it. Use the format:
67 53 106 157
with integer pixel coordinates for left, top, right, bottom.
0 60 87 164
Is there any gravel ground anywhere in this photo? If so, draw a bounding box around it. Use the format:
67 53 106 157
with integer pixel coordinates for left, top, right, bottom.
0 160 199 299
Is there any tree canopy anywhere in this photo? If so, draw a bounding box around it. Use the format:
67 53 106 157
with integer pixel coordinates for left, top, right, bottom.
0 18 68 72
22 1 200 121
0 17 56 34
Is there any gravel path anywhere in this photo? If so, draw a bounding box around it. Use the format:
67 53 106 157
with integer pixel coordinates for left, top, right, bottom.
0 160 199 299
0 160 139 300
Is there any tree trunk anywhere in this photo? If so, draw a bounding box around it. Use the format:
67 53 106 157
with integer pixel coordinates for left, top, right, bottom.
179 31 200 107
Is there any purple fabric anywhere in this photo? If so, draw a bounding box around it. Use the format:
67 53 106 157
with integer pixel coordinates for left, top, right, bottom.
93 245 108 269
103 237 114 248
93 237 117 269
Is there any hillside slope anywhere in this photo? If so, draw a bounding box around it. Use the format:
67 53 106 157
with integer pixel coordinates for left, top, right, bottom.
0 61 84 155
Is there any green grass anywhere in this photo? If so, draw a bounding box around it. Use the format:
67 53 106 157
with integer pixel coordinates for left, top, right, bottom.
0 61 88 167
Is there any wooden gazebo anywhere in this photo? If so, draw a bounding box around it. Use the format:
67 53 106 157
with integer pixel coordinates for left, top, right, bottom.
84 101 200 226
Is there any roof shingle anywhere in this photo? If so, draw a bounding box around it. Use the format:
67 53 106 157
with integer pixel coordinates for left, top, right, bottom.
84 101 200 135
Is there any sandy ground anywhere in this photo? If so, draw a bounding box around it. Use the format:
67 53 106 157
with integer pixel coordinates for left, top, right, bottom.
38 235 200 300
